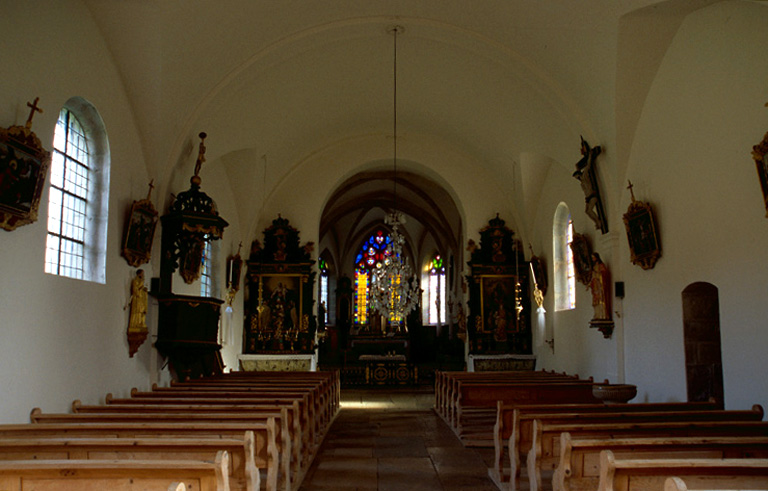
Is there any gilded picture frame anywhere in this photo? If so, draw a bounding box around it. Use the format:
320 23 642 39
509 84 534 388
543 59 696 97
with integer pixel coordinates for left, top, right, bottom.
752 131 768 217
121 198 158 267
623 200 661 270
569 232 593 285
0 124 51 231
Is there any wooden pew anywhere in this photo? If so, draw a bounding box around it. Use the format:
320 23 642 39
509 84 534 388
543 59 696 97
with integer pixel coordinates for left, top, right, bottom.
597 451 768 491
29 408 291 491
218 370 341 412
0 436 258 491
518 419 768 491
72 400 310 485
524 407 765 491
554 434 768 491
434 371 583 424
453 381 599 433
153 382 332 427
490 401 721 490
0 421 280 491
133 387 329 437
0 449 230 491
106 392 321 458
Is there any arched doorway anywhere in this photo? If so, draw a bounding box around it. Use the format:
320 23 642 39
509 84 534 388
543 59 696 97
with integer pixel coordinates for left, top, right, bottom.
681 282 724 408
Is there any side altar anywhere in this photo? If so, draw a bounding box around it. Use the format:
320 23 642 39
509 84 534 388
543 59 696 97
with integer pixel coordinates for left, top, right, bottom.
241 216 318 369
465 214 533 365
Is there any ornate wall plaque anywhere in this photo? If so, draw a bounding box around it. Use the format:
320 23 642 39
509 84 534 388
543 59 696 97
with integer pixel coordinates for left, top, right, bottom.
0 98 51 231
623 181 661 270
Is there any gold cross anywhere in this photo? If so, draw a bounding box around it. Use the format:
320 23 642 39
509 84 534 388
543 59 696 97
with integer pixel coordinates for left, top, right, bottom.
25 97 43 129
146 179 155 200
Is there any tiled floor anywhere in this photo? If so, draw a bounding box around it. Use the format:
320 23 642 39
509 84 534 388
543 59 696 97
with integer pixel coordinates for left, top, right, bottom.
299 388 498 490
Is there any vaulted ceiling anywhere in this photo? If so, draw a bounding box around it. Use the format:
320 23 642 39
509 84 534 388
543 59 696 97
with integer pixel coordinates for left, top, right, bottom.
81 0 719 258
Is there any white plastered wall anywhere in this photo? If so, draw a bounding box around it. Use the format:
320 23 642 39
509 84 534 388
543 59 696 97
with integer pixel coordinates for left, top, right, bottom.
620 1 768 408
0 2 163 423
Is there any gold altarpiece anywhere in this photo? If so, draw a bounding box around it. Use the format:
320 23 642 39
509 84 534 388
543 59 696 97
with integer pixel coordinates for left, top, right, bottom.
243 216 317 357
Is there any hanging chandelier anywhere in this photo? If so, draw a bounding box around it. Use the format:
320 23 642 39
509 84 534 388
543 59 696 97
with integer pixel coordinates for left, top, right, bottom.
369 25 420 326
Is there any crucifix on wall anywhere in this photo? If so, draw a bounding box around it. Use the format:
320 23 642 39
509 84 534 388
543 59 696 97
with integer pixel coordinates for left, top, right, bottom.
573 137 608 234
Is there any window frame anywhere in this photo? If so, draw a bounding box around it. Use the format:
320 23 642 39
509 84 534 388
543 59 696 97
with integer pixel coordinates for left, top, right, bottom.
44 98 110 283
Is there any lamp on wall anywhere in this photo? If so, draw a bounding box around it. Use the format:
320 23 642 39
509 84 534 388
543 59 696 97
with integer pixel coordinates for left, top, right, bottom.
369 25 420 327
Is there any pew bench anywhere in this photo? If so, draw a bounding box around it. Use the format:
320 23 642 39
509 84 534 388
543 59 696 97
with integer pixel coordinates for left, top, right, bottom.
0 436 258 491
453 381 599 433
132 387 329 439
73 399 311 481
0 450 230 491
490 401 721 490
554 434 768 491
512 419 768 491
597 451 768 491
0 421 280 491
524 407 765 491
28 409 292 491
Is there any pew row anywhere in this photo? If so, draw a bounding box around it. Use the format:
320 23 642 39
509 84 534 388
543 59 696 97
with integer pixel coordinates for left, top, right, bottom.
0 450 230 491
515 418 768 491
490 401 722 490
524 407 765 491
598 451 768 491
554 434 768 491
30 407 292 490
0 421 279 491
73 399 309 482
0 436 259 491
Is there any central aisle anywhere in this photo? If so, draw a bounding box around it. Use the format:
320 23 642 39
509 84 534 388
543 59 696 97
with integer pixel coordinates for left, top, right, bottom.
299 388 497 490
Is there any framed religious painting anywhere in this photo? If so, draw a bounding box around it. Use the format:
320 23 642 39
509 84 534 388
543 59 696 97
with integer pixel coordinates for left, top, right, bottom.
569 232 593 285
623 199 661 270
0 109 51 231
479 275 520 342
121 197 158 267
752 131 768 217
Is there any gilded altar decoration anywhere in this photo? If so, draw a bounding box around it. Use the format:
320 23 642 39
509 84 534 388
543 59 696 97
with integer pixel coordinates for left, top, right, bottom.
126 269 149 357
465 214 532 355
573 137 608 234
752 131 768 217
623 180 661 270
0 98 52 231
244 216 317 355
121 181 158 267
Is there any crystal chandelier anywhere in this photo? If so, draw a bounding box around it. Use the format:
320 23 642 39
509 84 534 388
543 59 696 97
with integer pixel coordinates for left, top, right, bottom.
369 26 420 327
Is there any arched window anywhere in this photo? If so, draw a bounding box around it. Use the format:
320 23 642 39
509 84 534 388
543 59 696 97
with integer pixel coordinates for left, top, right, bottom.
45 98 109 282
553 202 576 311
318 257 329 325
200 239 213 297
423 253 446 324
353 229 392 325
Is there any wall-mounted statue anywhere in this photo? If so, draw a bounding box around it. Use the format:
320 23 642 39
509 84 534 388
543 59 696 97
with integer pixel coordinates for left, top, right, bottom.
573 137 608 234
588 252 614 338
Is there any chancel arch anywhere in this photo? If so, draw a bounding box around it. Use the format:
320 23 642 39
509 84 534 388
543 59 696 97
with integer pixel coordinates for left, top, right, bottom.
318 167 464 374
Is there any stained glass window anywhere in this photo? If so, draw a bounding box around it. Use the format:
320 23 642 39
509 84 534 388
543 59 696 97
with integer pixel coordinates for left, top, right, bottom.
426 254 446 324
318 258 328 324
354 230 392 325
